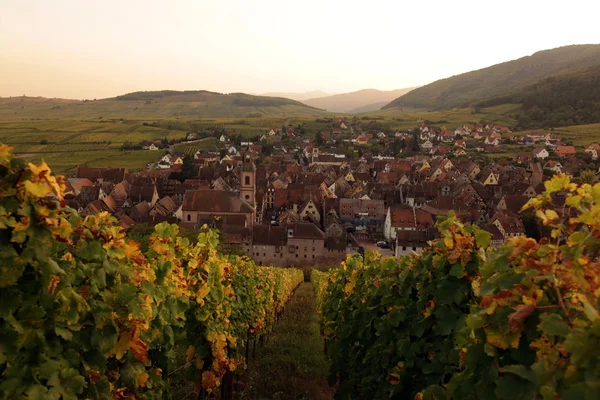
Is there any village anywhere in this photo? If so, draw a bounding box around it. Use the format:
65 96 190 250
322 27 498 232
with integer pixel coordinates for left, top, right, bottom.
63 117 600 266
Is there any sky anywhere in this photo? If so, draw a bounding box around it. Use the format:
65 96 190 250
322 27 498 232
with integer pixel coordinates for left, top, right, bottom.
1 0 599 99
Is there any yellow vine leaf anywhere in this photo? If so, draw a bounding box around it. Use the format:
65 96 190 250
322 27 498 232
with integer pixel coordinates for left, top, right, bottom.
135 371 149 388
112 331 131 360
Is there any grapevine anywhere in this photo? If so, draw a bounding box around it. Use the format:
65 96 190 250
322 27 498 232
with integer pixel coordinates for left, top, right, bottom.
0 145 303 399
313 174 600 399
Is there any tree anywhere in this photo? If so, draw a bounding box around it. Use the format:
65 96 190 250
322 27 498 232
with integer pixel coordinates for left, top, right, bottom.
315 131 325 146
261 143 273 156
580 169 597 184
411 130 419 152
180 155 196 181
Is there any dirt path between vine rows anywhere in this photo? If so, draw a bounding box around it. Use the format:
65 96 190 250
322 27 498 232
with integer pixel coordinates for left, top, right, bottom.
237 282 333 400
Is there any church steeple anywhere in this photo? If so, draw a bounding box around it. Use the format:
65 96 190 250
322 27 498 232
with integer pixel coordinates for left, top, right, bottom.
240 153 256 206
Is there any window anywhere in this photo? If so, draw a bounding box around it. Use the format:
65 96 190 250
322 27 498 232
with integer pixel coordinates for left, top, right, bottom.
245 176 250 185
402 246 406 251
304 255 307 258
263 253 266 257
245 195 250 200
187 214 191 221
295 254 298 258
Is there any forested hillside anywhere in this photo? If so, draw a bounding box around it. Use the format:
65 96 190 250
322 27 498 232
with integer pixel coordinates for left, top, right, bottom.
477 65 600 129
382 44 600 110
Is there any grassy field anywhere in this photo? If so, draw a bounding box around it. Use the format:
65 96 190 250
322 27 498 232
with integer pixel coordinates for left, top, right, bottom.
522 123 600 146
359 104 521 130
173 137 219 155
0 118 284 174
21 150 163 174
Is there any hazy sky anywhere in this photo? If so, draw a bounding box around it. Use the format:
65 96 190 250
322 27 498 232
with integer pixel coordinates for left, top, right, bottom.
1 0 599 99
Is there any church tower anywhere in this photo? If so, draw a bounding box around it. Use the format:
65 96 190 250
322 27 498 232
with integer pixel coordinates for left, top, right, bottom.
240 153 256 207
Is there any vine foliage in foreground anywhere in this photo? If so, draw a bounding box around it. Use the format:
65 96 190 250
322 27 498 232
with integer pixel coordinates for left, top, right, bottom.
0 145 302 399
314 175 600 400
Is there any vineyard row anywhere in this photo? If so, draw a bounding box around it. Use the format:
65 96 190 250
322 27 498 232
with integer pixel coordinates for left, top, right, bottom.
0 145 303 400
312 175 600 400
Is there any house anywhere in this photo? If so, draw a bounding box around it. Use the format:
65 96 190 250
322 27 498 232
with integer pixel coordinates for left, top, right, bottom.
249 222 334 267
142 142 159 150
76 167 126 184
299 199 321 224
484 136 500 146
356 133 372 145
532 147 549 159
555 145 576 158
544 160 563 173
339 198 386 232
181 189 255 227
480 168 499 186
395 230 435 257
324 210 345 238
420 140 433 149
384 207 415 241
490 213 525 240
66 178 95 196
440 130 455 142
454 140 467 149
497 195 529 215
219 135 227 142
149 196 178 218
585 143 600 160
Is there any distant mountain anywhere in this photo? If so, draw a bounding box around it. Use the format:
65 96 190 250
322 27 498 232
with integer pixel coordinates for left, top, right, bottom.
303 88 417 113
383 44 600 110
477 64 600 129
259 90 331 101
0 90 329 119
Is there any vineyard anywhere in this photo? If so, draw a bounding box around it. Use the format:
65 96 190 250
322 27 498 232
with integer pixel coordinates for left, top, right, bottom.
313 175 600 399
0 145 303 399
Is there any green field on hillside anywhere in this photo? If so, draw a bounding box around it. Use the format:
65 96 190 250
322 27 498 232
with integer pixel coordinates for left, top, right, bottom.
0 94 330 120
2 103 599 176
522 123 600 146
0 117 306 174
359 104 521 130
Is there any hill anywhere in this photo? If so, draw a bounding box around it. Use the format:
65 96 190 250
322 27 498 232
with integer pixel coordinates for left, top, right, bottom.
303 88 416 113
476 65 600 129
259 90 331 101
0 90 329 120
383 44 600 110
